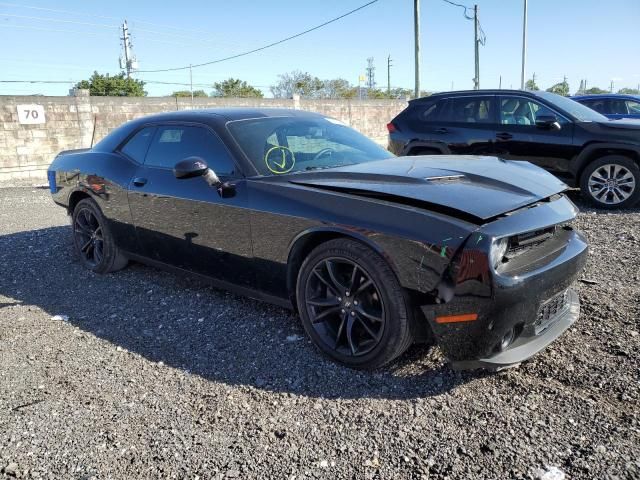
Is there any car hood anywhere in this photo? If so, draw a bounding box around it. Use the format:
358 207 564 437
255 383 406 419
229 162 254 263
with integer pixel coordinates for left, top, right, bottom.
594 119 640 130
287 156 568 222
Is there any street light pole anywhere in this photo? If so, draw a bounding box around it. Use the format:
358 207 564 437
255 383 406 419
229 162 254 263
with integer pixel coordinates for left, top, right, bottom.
520 0 528 90
414 0 421 98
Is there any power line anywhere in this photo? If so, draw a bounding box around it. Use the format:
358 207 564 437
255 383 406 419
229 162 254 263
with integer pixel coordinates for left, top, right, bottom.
0 13 119 30
0 2 235 39
440 0 486 43
136 0 379 73
0 23 114 37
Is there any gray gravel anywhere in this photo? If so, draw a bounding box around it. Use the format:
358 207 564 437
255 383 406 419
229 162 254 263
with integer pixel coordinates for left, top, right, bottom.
0 185 638 479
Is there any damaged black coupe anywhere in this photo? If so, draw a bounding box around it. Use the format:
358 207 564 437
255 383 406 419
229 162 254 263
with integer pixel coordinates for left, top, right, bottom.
48 109 588 370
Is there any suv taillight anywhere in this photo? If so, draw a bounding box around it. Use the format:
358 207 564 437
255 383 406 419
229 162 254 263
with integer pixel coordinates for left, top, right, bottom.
386 122 397 133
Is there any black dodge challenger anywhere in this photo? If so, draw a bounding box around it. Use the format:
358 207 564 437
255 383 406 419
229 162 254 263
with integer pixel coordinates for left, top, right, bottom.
48 108 588 370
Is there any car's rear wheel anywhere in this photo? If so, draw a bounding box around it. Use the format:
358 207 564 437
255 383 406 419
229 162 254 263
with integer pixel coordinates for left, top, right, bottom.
579 155 640 209
296 238 414 369
409 147 441 156
72 198 128 273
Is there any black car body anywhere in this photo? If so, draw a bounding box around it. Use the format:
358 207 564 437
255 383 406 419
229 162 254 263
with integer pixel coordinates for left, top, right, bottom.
388 90 640 209
48 108 588 371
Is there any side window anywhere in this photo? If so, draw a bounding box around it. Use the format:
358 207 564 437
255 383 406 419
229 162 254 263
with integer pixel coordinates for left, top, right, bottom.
626 100 640 114
119 126 156 163
448 97 494 124
608 99 629 115
416 99 447 123
581 99 607 114
145 125 235 175
500 97 562 126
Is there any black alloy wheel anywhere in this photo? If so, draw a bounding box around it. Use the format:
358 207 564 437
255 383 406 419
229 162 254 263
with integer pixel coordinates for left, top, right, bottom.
72 198 128 273
305 257 385 357
74 207 104 268
296 238 414 369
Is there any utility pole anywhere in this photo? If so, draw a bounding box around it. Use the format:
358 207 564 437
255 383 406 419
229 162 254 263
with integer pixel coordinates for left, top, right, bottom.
366 57 376 90
610 79 614 93
414 0 421 98
387 55 392 95
189 64 194 107
520 0 528 90
499 75 502 89
119 20 137 78
473 4 479 90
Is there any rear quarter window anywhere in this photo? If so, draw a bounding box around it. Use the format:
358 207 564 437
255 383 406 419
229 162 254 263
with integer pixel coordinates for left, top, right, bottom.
119 127 156 163
412 99 448 123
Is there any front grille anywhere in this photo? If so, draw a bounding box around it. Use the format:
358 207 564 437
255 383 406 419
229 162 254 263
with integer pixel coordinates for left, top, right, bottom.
535 289 569 334
507 226 556 257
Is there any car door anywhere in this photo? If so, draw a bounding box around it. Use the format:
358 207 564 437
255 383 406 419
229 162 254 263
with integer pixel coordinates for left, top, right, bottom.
495 95 577 174
432 95 498 155
127 123 254 286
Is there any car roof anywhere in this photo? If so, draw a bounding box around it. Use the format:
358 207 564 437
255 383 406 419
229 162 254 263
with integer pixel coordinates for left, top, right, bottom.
571 94 640 101
126 107 327 123
409 89 545 103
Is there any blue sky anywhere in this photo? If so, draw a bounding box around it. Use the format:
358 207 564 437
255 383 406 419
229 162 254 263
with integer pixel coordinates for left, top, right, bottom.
1 0 639 96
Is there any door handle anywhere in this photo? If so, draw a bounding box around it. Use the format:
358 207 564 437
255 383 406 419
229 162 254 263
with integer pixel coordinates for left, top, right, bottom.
434 127 449 134
132 177 148 187
496 132 513 140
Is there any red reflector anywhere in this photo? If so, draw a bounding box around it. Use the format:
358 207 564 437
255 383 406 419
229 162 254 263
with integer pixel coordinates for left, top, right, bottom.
435 313 478 324
386 122 397 133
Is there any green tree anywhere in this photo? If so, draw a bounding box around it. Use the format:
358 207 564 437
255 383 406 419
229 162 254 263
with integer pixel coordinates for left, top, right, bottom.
211 78 263 98
75 71 146 96
546 80 570 96
525 77 539 91
618 87 640 95
320 78 356 99
171 90 208 97
584 86 608 94
270 71 323 98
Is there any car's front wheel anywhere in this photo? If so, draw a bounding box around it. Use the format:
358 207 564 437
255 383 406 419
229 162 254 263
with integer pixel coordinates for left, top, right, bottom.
296 238 414 369
72 198 128 273
580 155 640 209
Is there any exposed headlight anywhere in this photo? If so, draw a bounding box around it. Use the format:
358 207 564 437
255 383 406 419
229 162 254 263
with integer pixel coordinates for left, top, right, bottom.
490 237 509 269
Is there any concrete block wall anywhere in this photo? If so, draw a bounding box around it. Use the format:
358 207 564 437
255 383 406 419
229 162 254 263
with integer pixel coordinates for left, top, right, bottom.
0 92 408 181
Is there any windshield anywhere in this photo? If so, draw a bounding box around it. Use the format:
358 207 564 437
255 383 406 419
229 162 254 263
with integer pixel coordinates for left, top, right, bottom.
535 91 609 122
227 116 393 176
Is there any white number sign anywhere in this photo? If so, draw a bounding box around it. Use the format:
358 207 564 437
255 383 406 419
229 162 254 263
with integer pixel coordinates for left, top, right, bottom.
17 104 46 124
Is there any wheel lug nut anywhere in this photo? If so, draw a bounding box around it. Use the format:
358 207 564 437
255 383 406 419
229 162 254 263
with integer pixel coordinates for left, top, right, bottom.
337 297 342 302
354 300 358 305
341 309 345 314
345 291 350 297
350 311 356 316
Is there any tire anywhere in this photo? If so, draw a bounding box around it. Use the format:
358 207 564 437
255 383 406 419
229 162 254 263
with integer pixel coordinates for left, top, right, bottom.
579 155 640 209
409 147 441 156
296 238 414 370
71 198 128 273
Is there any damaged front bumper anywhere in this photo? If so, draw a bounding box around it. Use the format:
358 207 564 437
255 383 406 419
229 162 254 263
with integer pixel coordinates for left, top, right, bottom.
419 195 589 371
449 288 580 370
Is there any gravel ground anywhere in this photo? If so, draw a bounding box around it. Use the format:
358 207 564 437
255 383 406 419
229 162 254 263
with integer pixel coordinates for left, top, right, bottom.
0 184 638 480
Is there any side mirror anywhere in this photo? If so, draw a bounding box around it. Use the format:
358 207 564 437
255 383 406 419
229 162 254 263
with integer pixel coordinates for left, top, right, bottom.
173 156 234 196
174 157 209 179
535 115 561 131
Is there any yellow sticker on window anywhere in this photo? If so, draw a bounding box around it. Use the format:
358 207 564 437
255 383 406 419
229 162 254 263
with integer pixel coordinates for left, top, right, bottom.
265 145 296 174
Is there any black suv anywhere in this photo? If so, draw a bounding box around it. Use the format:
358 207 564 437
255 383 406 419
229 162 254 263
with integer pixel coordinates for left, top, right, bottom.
388 90 640 209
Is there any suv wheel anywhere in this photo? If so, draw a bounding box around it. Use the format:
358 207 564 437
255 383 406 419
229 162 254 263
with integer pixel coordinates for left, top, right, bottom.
579 155 640 209
296 238 414 370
